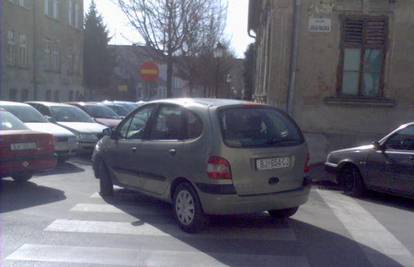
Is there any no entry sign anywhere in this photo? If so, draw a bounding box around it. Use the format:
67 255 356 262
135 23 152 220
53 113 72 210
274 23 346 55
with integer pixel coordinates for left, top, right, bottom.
140 61 160 83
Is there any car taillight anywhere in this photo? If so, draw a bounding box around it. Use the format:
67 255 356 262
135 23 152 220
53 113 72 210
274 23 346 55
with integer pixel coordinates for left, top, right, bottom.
304 153 310 174
207 156 232 180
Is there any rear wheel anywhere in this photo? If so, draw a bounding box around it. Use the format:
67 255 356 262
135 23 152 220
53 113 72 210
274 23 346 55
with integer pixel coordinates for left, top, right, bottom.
340 165 365 197
173 182 207 233
11 173 33 183
98 161 113 196
268 207 299 219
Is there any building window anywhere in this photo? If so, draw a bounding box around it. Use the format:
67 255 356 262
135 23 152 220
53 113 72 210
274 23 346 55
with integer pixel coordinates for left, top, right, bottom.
44 0 58 19
18 34 28 67
44 39 60 72
8 0 31 9
21 89 29 101
46 89 52 101
9 88 18 101
7 30 17 66
339 17 388 98
69 0 81 29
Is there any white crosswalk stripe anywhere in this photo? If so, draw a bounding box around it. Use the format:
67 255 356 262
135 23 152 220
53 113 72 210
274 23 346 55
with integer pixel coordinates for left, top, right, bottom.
317 189 414 267
6 244 309 267
71 203 162 215
45 218 297 241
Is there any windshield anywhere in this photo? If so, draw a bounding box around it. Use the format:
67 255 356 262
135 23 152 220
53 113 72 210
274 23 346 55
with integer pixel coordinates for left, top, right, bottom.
219 108 303 148
0 111 29 130
51 106 95 123
105 104 129 116
83 104 120 119
2 105 47 123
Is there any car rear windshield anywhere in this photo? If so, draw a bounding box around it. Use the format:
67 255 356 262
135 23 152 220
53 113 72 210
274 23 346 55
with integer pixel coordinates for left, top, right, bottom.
106 104 129 116
83 105 120 119
2 105 47 123
0 111 29 130
219 107 304 148
51 106 95 123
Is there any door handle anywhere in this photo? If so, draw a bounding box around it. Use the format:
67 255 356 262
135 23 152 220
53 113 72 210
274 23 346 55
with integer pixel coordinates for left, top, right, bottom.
169 149 176 156
131 147 137 152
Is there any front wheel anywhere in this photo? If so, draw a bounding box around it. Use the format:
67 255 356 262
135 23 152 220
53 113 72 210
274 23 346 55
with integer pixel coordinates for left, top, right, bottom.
98 161 113 196
11 173 33 182
268 207 299 219
340 166 365 197
173 182 207 233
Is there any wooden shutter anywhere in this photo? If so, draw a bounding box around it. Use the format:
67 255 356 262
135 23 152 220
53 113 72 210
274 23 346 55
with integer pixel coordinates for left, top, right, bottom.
365 18 387 47
343 18 364 46
343 17 387 48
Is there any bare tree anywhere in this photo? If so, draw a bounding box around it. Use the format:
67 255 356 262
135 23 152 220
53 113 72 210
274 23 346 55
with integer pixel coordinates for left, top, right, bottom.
118 0 227 98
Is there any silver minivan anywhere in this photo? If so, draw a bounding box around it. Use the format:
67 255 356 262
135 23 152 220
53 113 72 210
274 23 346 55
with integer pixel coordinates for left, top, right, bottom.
92 98 311 232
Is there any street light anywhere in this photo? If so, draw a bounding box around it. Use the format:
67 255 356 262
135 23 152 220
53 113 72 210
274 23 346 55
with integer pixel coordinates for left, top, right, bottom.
213 42 225 98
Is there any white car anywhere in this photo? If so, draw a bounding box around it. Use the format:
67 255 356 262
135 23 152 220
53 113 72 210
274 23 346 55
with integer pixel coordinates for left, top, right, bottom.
27 102 108 152
0 101 77 162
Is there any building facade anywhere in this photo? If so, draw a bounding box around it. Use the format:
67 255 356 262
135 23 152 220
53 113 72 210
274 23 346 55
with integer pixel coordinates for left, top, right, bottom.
249 0 414 162
1 0 84 102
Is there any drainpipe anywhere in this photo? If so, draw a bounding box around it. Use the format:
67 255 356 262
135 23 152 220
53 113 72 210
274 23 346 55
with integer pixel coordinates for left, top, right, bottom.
0 0 3 98
287 0 301 116
32 0 38 100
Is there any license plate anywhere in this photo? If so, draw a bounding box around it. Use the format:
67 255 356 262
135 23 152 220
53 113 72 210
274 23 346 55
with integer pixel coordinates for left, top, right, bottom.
256 157 291 171
10 142 37 151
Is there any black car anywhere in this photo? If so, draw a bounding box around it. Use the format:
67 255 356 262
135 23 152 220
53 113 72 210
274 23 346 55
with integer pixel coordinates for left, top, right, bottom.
325 122 414 198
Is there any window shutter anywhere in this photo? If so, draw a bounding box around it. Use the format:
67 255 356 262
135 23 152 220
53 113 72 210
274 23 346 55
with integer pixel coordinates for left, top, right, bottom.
343 18 364 46
365 18 387 47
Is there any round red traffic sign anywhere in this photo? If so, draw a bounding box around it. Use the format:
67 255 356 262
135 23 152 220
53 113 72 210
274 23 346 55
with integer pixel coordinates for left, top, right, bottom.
140 61 160 83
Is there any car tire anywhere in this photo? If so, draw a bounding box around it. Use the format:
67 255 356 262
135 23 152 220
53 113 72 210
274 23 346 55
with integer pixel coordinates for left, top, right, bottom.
268 207 299 219
98 161 113 197
11 173 33 182
340 165 365 197
173 182 207 233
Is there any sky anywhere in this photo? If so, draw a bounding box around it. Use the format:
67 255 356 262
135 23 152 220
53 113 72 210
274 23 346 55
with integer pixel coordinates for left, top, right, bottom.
84 0 255 58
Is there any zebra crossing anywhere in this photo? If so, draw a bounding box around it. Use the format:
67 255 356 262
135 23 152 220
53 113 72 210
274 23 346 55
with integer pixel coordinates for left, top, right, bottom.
4 188 414 267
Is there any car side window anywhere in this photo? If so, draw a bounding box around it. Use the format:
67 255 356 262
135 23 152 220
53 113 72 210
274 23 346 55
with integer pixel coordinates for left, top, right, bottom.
184 110 203 139
149 105 184 140
385 125 414 151
117 105 155 140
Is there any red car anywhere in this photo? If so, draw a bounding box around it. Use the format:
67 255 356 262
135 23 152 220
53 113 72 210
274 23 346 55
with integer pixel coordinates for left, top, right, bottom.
0 109 57 182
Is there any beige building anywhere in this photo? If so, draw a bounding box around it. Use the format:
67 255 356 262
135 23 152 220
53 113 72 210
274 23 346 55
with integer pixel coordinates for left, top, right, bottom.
249 0 414 162
1 0 84 102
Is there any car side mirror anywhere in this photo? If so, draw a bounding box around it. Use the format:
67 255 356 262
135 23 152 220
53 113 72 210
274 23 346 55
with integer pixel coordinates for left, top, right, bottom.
372 141 384 151
45 116 56 123
103 128 120 140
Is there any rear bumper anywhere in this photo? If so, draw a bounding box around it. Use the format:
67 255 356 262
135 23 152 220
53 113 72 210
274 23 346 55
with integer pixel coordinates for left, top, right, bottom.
197 178 311 215
0 155 57 177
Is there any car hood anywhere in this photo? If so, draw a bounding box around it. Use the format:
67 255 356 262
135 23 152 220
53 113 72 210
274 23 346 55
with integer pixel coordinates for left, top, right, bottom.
331 144 374 154
25 122 75 137
95 118 121 128
57 122 107 134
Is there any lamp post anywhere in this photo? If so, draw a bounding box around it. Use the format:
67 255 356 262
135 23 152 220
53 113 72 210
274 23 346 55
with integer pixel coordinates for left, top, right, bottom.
213 42 225 98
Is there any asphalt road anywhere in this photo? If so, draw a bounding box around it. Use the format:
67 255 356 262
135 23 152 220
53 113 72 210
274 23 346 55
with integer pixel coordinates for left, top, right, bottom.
1 157 414 267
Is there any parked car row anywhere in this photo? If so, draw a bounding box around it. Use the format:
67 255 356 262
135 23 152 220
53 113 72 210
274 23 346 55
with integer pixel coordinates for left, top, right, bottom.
0 100 142 183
